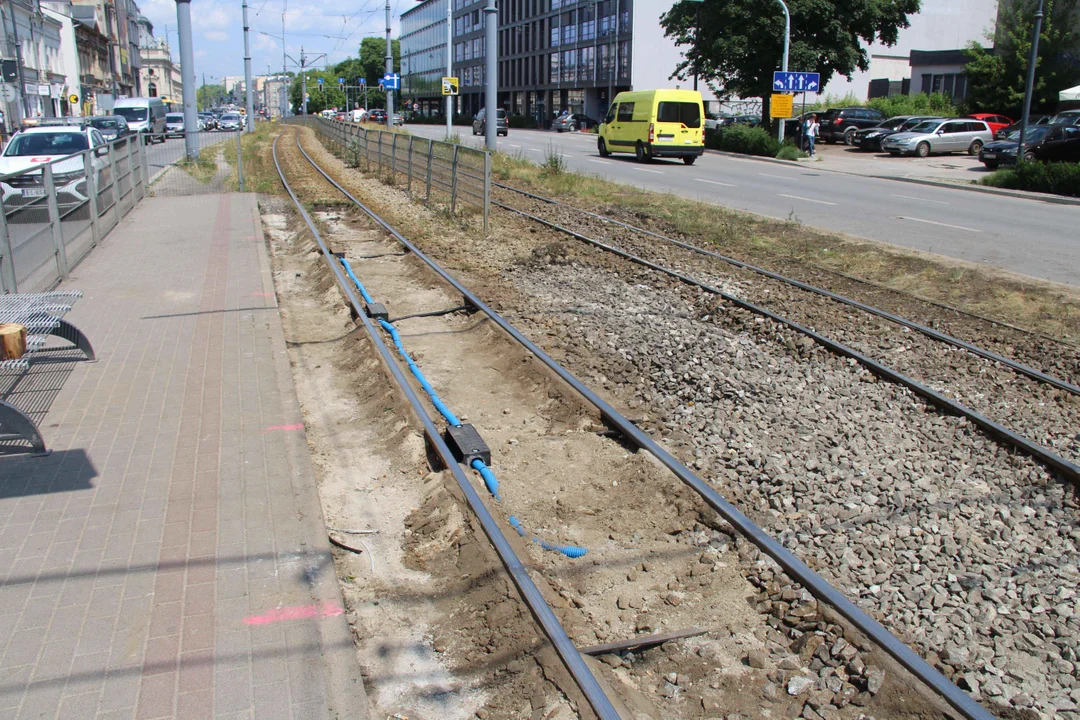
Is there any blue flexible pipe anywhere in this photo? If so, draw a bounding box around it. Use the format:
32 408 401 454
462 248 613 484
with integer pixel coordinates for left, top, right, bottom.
377 318 462 427
340 258 375 304
471 458 500 500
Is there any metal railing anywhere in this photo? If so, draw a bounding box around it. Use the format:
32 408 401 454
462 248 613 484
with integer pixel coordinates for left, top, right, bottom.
311 116 490 232
0 134 148 294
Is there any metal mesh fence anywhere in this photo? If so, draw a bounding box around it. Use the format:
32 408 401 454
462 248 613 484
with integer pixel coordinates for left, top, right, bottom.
146 131 243 196
310 117 490 231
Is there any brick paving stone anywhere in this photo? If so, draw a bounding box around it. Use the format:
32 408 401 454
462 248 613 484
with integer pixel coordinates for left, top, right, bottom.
0 195 370 719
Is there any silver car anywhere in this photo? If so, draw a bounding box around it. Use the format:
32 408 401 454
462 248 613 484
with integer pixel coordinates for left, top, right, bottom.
881 118 993 157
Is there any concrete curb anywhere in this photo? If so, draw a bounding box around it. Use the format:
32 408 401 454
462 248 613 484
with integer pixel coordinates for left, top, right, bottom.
702 147 1080 206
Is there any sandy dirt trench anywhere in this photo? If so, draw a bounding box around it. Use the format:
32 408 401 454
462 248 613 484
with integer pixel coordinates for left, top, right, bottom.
491 191 1080 468
258 126 956 720
287 123 1080 720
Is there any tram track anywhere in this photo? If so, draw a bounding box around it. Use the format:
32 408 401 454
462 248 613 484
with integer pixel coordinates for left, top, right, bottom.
268 125 1006 719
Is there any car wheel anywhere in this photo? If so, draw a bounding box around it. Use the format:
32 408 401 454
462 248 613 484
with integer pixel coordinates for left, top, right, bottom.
598 138 610 157
983 161 999 170
915 142 930 158
683 155 697 166
843 127 857 145
635 142 650 163
967 140 983 155
1023 151 1036 162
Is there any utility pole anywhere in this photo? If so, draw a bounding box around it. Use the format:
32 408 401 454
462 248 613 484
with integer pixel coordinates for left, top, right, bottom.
7 2 30 119
282 4 288 116
384 0 393 129
1016 0 1045 165
484 0 496 149
175 0 199 159
446 0 452 137
242 0 254 131
301 47 307 115
774 0 790 144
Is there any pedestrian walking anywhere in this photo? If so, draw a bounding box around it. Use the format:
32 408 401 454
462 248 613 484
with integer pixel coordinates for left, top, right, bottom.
806 114 819 157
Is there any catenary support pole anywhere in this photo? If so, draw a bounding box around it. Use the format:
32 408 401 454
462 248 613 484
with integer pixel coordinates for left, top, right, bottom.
484 0 497 150
1016 0 1044 165
446 0 453 138
385 0 394 129
301 48 307 116
242 0 255 131
175 0 200 159
775 0 789 144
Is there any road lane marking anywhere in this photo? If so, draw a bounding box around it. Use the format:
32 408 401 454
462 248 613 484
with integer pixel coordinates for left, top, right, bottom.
778 193 837 206
701 179 736 187
508 143 522 148
760 172 795 180
588 159 611 165
897 216 981 232
892 193 949 205
528 148 543 152
635 168 665 174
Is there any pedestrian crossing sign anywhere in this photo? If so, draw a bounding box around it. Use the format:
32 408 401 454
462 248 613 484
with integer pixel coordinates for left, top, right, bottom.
442 77 459 96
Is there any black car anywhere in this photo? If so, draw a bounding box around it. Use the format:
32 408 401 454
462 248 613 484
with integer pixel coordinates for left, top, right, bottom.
818 107 886 144
852 115 942 151
994 115 1048 140
369 109 388 123
1048 109 1080 127
87 116 131 142
979 124 1080 168
472 107 508 136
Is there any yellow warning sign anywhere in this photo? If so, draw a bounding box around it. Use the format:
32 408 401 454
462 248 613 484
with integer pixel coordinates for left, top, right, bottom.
770 93 794 119
441 76 459 96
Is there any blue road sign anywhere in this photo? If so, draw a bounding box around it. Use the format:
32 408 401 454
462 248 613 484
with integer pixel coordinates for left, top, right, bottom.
382 73 401 91
316 77 324 85
772 71 821 93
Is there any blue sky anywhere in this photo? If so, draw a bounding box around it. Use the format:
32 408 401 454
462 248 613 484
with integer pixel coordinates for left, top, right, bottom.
139 0 406 84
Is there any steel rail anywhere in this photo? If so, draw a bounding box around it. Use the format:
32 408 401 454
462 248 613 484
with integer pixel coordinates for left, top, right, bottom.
492 181 1080 396
291 131 996 720
496 198 1080 486
272 132 622 720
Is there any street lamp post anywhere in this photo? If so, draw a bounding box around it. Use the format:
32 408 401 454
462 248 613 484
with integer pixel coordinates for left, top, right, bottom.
1016 0 1045 165
174 0 199 159
774 0 790 144
446 0 453 138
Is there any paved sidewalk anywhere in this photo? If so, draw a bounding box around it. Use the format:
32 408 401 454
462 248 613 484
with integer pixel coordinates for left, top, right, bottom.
0 194 369 719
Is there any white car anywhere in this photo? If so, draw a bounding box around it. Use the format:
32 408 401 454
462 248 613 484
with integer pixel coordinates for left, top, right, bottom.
0 124 110 216
219 112 243 131
350 108 368 123
165 112 186 138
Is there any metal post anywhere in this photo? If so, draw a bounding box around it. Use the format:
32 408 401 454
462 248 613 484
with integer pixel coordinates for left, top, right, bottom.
483 149 490 234
302 48 308 116
84 149 101 247
407 135 414 194
775 0 790 144
140 135 150 191
237 131 245 191
1016 0 1045 165
108 144 120 225
0 198 16 292
446 0 453 138
175 0 200 160
43 165 69 281
385 0 394 129
450 144 459 212
425 139 433 201
126 139 136 207
377 132 383 173
391 133 398 176
7 2 30 120
484 0 497 150
242 0 255 132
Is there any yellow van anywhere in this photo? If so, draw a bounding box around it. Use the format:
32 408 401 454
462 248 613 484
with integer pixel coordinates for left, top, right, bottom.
598 89 705 164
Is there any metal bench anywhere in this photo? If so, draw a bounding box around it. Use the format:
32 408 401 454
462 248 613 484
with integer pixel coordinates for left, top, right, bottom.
0 291 95 454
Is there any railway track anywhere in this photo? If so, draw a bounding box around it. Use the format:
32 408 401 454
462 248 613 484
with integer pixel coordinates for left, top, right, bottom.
270 125 1006 719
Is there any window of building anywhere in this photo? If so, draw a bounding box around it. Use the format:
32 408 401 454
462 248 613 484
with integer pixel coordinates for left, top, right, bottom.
464 40 473 59
456 42 464 61
455 17 463 35
549 52 559 82
550 25 560 46
579 46 594 80
563 22 576 44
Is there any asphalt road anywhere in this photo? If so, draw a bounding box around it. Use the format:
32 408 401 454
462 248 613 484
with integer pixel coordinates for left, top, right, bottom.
145 131 239 178
405 125 1080 286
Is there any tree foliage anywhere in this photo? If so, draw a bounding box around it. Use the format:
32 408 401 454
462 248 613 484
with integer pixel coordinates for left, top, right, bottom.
964 0 1080 116
660 0 920 124
197 84 226 110
289 38 402 114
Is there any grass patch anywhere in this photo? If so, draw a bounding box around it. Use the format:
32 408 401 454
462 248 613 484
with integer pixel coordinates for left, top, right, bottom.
176 153 218 184
980 161 1080 198
775 143 808 161
224 121 285 194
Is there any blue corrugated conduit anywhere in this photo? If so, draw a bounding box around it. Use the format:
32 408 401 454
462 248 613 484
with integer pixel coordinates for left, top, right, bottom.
339 256 584 557
509 517 588 559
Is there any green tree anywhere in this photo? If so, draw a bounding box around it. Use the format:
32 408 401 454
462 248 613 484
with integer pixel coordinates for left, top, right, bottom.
660 0 920 126
964 0 1080 117
197 83 226 111
289 70 347 114
358 37 401 87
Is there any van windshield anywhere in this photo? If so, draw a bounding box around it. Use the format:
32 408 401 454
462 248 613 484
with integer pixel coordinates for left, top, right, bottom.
657 102 701 128
114 107 148 123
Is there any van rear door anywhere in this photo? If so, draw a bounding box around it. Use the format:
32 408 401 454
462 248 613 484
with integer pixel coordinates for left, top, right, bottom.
653 100 702 148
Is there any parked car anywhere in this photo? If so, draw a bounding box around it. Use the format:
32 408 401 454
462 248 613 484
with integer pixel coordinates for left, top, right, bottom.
472 107 508 136
86 116 131 142
964 113 1014 136
979 125 1053 168
392 113 405 127
852 116 943 152
0 124 110 215
199 113 218 130
218 112 243 131
368 109 387 123
552 113 598 132
718 114 761 128
818 107 886 145
1034 124 1080 163
350 108 368 123
704 112 731 132
1048 109 1080 126
165 113 186 138
994 115 1049 140
881 118 993 157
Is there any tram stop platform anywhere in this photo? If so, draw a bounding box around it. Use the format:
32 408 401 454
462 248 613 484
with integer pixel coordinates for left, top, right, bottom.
0 194 370 719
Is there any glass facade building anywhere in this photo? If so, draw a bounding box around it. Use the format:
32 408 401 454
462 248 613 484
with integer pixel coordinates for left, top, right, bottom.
401 0 451 116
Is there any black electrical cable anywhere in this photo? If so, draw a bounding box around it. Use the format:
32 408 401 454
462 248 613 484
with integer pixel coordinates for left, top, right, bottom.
387 304 469 323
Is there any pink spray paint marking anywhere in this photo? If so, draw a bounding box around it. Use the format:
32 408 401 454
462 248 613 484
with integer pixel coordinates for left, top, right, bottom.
264 423 305 432
251 291 275 297
243 602 344 626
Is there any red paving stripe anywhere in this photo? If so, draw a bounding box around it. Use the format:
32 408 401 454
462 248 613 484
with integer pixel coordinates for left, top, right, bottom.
137 194 232 719
242 603 344 626
264 423 304 432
